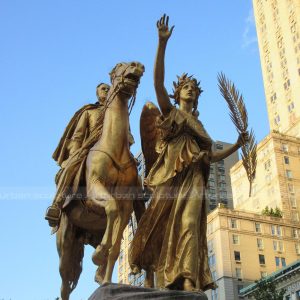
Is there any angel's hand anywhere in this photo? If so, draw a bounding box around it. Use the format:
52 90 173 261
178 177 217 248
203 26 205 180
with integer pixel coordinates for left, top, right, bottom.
156 14 174 42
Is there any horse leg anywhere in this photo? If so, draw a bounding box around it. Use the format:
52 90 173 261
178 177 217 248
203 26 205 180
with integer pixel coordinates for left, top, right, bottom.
87 179 118 267
56 213 84 300
102 199 133 284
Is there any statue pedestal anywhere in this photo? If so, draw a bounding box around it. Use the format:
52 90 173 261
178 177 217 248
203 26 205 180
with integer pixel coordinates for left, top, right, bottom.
88 283 208 300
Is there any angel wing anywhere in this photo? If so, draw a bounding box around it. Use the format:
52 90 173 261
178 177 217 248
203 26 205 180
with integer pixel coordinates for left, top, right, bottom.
140 102 161 177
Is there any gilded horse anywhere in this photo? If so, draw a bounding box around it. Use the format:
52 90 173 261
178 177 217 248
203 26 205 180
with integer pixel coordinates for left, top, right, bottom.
56 62 145 300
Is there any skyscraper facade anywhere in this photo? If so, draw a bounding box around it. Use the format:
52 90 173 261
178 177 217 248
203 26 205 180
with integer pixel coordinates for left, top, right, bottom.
253 0 300 136
207 141 239 211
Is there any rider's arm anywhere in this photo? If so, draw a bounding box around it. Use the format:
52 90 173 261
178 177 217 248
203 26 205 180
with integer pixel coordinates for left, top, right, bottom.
68 110 88 155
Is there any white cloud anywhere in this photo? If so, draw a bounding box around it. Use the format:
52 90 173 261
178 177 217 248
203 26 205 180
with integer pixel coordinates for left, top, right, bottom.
242 8 257 49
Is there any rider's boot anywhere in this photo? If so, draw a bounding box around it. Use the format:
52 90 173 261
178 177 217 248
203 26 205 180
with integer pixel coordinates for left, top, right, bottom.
45 204 61 227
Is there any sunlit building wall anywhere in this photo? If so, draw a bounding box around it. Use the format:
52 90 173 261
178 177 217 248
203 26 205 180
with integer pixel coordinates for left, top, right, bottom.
253 0 300 136
231 132 300 222
205 207 300 300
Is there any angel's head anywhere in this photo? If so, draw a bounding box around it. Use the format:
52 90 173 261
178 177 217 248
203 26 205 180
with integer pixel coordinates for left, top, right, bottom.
170 73 203 114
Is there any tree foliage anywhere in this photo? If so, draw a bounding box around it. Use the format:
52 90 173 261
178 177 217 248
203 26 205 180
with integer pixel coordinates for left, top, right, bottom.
252 278 286 300
261 206 283 218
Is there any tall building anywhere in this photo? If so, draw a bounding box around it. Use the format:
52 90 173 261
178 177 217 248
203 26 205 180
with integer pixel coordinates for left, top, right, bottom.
253 0 300 136
118 151 146 286
118 142 239 286
205 207 300 300
231 131 300 222
207 141 239 211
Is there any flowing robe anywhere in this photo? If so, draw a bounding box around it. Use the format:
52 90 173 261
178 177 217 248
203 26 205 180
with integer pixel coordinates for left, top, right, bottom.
129 107 215 291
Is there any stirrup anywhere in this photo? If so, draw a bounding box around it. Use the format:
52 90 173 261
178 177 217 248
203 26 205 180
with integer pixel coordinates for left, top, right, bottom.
45 206 61 227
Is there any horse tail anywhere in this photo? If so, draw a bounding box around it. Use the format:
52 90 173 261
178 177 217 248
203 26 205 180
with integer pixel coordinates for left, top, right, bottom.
56 213 84 298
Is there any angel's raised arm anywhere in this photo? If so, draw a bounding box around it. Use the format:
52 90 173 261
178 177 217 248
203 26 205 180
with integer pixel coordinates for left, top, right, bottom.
154 14 174 116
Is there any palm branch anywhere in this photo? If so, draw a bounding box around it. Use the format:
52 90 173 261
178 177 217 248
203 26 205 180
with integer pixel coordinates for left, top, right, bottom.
217 72 257 196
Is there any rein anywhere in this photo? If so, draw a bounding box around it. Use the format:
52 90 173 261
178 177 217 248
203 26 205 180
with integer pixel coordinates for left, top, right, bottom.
104 64 137 116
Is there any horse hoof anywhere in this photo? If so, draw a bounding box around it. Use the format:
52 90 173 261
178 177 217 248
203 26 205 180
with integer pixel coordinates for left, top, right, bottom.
92 244 109 266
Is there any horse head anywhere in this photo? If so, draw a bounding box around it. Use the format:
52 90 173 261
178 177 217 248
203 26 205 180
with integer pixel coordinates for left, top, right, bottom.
109 62 145 97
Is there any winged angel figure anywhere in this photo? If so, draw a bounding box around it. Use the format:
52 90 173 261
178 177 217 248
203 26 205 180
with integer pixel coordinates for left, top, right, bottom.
129 15 248 292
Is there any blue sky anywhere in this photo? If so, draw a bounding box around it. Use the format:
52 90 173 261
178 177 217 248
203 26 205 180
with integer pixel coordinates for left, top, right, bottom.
0 0 268 299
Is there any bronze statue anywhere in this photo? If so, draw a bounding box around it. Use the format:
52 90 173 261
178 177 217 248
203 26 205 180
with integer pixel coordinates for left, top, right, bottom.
50 62 145 300
45 83 110 227
129 15 247 292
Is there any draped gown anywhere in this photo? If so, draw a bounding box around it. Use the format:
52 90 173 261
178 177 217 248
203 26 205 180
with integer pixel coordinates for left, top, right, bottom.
129 107 216 291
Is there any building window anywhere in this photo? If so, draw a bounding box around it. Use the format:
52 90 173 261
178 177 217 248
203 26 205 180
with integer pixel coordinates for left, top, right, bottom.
275 256 286 267
288 102 295 112
288 183 295 193
234 251 241 261
279 241 284 252
290 196 297 208
271 225 276 235
219 174 226 182
286 170 293 179
292 228 299 238
216 143 223 150
292 211 299 222
218 167 225 174
270 93 277 102
259 254 266 265
282 144 288 152
273 241 284 252
218 160 224 166
295 243 300 255
255 223 262 233
264 159 271 170
236 268 242 279
284 79 291 90
271 225 282 236
219 182 227 189
284 156 290 164
257 238 264 250
233 234 239 245
231 219 237 229
274 115 280 125
277 226 282 236
275 256 280 267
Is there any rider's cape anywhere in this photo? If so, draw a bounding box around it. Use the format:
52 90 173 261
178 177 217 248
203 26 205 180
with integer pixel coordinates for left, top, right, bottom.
52 103 100 167
51 102 135 233
51 103 106 234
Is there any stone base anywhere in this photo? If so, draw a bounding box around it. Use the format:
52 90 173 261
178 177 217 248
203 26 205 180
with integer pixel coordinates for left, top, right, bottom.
89 283 208 300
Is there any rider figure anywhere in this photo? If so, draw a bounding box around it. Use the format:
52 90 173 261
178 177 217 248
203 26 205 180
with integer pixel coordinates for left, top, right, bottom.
45 83 110 227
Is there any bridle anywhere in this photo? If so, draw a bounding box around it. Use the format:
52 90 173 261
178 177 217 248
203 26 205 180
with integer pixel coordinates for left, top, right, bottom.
104 63 139 115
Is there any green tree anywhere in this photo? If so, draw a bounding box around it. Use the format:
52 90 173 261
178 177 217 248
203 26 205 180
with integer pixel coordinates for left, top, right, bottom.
252 278 286 300
261 206 283 218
